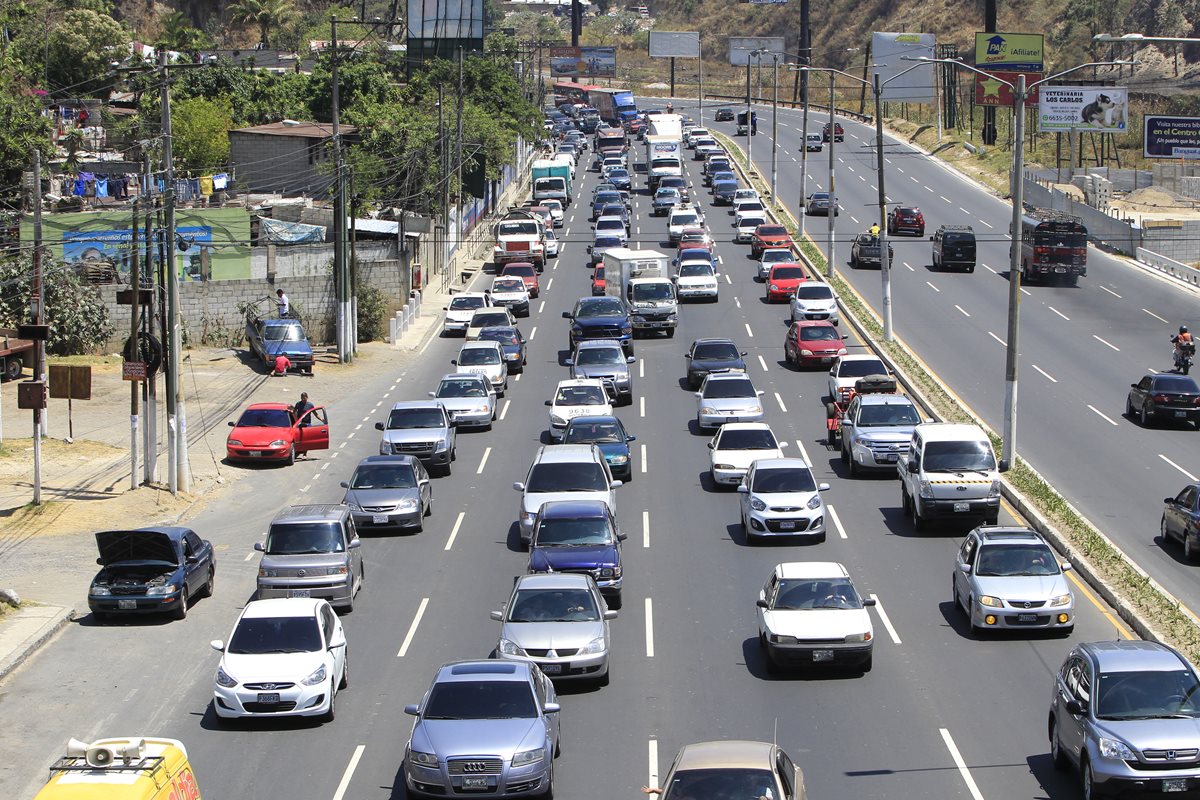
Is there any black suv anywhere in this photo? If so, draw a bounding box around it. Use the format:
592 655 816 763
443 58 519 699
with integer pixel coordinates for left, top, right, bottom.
930 225 977 272
714 108 735 122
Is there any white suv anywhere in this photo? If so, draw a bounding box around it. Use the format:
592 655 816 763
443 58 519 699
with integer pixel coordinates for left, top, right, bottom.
513 445 623 544
442 292 492 335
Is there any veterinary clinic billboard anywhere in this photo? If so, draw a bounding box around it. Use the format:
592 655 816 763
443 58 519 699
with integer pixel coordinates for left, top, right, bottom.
1144 116 1200 158
1038 86 1128 133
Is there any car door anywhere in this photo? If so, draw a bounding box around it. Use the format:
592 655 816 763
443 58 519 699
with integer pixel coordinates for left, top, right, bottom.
532 669 559 745
183 530 208 594
1055 656 1090 762
1131 376 1153 412
776 748 801 800
295 407 330 454
345 519 363 585
954 534 979 607
841 396 861 440
1164 487 1191 541
757 572 779 633
321 603 347 681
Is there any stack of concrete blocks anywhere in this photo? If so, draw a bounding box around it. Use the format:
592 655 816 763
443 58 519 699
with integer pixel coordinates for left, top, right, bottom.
1179 177 1200 201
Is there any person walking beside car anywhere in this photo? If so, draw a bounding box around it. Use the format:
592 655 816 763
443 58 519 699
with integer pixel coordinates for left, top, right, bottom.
276 288 290 318
293 392 314 424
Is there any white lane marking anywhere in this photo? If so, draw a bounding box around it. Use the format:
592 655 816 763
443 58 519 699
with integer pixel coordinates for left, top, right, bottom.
444 512 466 551
361 415 370 423
905 262 915 272
1020 287 1032 297
1093 334 1120 352
244 552 255 561
955 304 970 317
979 219 993 228
640 396 646 418
725 273 733 284
849 215 859 225
869 593 902 644
1031 364 1058 383
939 194 951 203
1149 367 1160 374
983 264 998 274
910 175 919 183
300 484 311 493
858 174 866 182
538 301 546 313
499 400 511 421
925 185 934 192
1160 454 1198 482
338 442 347 449
529 326 538 341
895 165 903 172
828 504 848 539
959 207 969 214
389 383 397 391
514 374 521 382
645 598 655 657
331 745 366 800
794 439 813 466
1143 308 1169 324
774 391 788 413
347 432 356 440
735 297 742 308
940 728 986 800
639 358 645 378
988 331 1007 346
1100 285 1122 298
354 423 362 431
648 739 659 792
758 354 770 372
643 510 651 549
1048 306 1070 321
1088 405 1119 426
745 323 754 338
322 463 330 471
641 443 648 474
545 278 554 291
926 281 940 293
397 597 430 657
477 447 492 474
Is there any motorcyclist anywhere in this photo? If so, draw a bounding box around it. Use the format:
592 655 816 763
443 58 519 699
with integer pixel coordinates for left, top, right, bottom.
665 102 674 113
1172 325 1195 372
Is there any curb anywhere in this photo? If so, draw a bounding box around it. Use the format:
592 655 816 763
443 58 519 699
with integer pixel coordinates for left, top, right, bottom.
0 605 74 683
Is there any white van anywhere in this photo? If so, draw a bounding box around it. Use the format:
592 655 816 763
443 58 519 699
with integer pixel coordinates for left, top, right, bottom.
897 423 1000 531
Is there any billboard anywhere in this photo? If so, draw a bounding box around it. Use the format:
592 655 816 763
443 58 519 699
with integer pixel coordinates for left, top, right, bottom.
649 31 700 59
728 36 785 66
871 32 936 103
974 71 1042 106
1144 116 1200 158
1038 86 1129 133
549 46 616 78
975 32 1044 72
406 0 484 39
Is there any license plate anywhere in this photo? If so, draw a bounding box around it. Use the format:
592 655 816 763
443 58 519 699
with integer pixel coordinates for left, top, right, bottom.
257 693 280 703
1176 411 1187 418
1018 613 1037 623
462 777 490 791
884 454 899 463
820 357 831 363
812 650 834 662
288 589 311 598
372 514 390 524
541 664 563 675
780 520 796 530
1055 267 1067 274
953 502 970 513
247 451 262 457
1164 779 1188 792
118 599 137 610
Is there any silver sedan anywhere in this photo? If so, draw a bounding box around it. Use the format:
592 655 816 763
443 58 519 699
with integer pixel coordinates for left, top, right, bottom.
694 373 766 431
428 373 497 430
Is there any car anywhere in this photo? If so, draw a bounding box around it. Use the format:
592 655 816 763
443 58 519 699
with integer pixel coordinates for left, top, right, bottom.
887 206 925 236
667 204 704 245
442 292 492 335
849 232 894 269
253 504 363 610
88 526 215 622
694 141 721 160
594 215 627 239
466 306 518 343
708 169 737 188
675 247 716 269
500 263 541 297
738 458 830 542
952 525 1074 635
784 320 847 369
714 107 735 121
822 121 844 142
789 281 838 324
606 168 631 190
732 197 765 218
750 223 793 258
567 339 635 405
1127 373 1200 428
657 175 690 201
685 337 747 390
543 228 559 258
734 214 766 244
1048 640 1200 798
487 276 531 317
245 314 315 374
588 234 627 265
732 188 760 205
757 247 796 280
676 227 714 252
428 372 497 429
210 597 347 721
591 264 606 295
673 260 720 302
563 415 635 482
376 401 456 475
702 159 732 186
695 373 766 431
653 740 806 800
839 392 922 476
1162 483 1200 560
708 422 786 487
804 192 839 216
764 263 806 303
564 295 633 354
514 444 622 544
226 402 329 465
341 454 433 532
545 378 614 441
598 202 631 230
592 190 623 219
403 660 559 799
452 340 508 396
931 224 977 271
478 325 528 374
756 562 874 672
539 199 565 229
684 127 710 147
652 186 682 216
805 132 823 151
528 500 626 608
828 354 890 402
712 179 739 205
491 572 616 683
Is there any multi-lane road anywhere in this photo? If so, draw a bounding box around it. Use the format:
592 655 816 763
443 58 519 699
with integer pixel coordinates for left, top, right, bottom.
2 113 1140 800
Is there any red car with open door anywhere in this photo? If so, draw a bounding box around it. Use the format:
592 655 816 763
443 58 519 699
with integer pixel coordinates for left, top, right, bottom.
226 402 329 465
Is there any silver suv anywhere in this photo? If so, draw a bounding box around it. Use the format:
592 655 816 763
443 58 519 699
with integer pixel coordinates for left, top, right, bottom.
839 393 922 477
1050 640 1200 797
513 444 622 545
566 339 635 406
953 526 1074 635
254 504 364 611
376 401 456 476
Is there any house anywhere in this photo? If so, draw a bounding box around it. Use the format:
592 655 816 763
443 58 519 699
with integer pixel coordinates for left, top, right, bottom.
228 121 359 197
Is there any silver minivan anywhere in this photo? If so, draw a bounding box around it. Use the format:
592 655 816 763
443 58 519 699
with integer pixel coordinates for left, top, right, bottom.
255 504 364 612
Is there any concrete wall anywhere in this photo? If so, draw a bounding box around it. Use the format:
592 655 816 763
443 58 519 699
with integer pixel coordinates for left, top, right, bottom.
1137 247 1200 287
1077 167 1153 193
1152 163 1200 194
229 132 335 196
1140 220 1200 266
1022 178 1142 256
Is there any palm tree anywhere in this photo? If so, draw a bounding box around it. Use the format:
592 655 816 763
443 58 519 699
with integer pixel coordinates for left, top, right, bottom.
227 0 296 48
157 11 210 52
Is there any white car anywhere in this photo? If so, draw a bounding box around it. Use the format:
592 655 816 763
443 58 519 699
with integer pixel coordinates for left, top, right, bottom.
695 372 766 430
442 292 492 336
668 204 704 244
732 192 762 214
210 597 348 721
544 228 560 258
805 133 824 151
790 281 839 324
545 378 613 441
708 422 786 486
453 340 508 396
487 276 531 317
734 214 766 243
758 247 794 280
673 260 720 302
465 306 516 341
828 354 890 401
514 444 623 543
738 457 830 541
756 562 875 673
541 198 565 227
684 127 710 147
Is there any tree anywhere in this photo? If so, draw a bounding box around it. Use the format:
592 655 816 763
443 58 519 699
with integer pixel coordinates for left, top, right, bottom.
172 97 234 171
157 11 212 52
0 66 53 207
0 255 114 356
16 8 129 97
226 0 296 47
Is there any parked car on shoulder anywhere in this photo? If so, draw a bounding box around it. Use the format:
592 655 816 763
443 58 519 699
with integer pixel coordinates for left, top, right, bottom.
245 313 314 374
226 402 329 465
88 526 215 622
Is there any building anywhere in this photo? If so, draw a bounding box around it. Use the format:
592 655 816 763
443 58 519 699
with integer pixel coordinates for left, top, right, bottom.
228 121 359 197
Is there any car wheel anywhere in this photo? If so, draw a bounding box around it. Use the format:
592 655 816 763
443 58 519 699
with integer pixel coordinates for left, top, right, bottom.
1186 531 1199 563
951 576 962 614
322 685 337 722
1140 403 1151 427
1082 759 1096 800
1125 397 1134 417
425 495 433 517
901 486 911 515
909 491 925 532
199 567 215 599
840 439 850 465
665 328 675 339
285 444 295 466
608 591 623 610
967 597 981 636
172 587 189 621
1049 718 1068 770
339 653 349 689
848 453 859 477
541 761 555 799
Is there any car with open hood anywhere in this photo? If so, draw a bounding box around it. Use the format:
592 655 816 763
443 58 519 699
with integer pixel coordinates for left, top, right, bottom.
88 526 215 621
341 455 432 532
528 500 626 608
756 561 874 673
226 402 329 465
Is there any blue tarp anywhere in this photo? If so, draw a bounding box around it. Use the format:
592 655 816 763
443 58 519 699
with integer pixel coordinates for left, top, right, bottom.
260 217 326 244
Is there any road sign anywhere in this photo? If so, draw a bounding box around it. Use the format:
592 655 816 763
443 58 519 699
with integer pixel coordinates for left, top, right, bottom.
123 361 147 381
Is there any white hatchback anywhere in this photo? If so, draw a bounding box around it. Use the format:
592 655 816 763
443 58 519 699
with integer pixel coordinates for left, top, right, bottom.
546 379 613 441
756 562 875 673
453 340 508 396
708 422 786 486
738 457 830 541
790 281 839 324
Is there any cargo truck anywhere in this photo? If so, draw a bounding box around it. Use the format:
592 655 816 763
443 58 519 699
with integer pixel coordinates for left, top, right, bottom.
531 159 572 206
492 209 546 269
603 247 678 338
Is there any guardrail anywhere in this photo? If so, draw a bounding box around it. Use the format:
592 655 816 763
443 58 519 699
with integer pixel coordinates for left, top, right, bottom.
702 93 873 123
1137 247 1200 289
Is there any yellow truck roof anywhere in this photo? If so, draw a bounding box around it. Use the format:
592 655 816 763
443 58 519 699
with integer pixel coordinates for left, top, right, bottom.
34 738 197 800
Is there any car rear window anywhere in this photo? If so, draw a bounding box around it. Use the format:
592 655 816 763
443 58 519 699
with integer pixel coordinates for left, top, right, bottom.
1153 376 1200 392
703 378 755 398
527 463 608 492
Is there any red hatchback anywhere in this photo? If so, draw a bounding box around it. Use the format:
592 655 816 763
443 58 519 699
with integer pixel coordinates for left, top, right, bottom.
676 227 715 253
887 206 925 236
501 262 540 297
750 223 793 258
592 265 606 295
784 321 847 368
226 403 329 465
765 264 807 303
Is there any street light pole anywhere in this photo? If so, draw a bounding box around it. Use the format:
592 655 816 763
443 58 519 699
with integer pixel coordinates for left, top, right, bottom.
873 71 892 341
771 54 779 199
826 70 836 280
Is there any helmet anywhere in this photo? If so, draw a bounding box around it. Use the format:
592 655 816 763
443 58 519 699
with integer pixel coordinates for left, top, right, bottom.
1182 325 1190 334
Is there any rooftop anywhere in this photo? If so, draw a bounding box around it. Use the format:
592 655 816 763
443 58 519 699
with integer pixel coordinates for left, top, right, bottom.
232 121 358 139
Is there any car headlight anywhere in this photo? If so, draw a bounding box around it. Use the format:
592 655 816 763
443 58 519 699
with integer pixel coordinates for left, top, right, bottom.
259 568 279 578
434 438 449 451
610 454 629 464
268 439 286 448
700 406 716 414
301 664 327 686
227 439 242 446
714 463 735 470
750 497 766 511
749 404 763 414
572 325 583 335
498 638 527 657
512 748 545 768
327 566 348 575
836 348 848 356
550 413 568 426
988 479 1002 498
145 584 179 596
473 404 490 413
978 595 1003 608
845 631 872 643
90 585 111 596
1050 593 1072 607
410 750 439 767
799 349 813 357
770 284 780 291
346 501 364 512
768 633 798 644
621 324 632 334
807 494 822 510
599 566 621 577
580 636 607 654
918 480 934 499
215 666 238 688
396 498 419 511
1099 737 1136 761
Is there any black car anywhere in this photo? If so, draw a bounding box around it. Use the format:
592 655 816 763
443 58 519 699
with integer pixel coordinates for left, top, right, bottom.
930 225 976 272
1127 374 1200 428
88 526 215 621
714 108 735 122
1163 483 1200 560
685 337 748 390
712 179 739 205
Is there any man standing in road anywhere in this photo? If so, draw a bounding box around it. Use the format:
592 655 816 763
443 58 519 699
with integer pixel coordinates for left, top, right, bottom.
293 391 314 424
276 288 290 318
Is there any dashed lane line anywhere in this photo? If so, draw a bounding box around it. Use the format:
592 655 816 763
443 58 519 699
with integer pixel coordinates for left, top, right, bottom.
1031 364 1058 383
869 593 902 644
1100 285 1122 298
828 504 848 539
443 511 466 551
1160 454 1198 482
988 331 1007 347
774 391 788 413
476 447 492 474
1088 405 1119 426
955 304 970 317
1049 306 1070 321
1093 334 1120 352
940 729 986 800
396 597 430 656
758 354 770 372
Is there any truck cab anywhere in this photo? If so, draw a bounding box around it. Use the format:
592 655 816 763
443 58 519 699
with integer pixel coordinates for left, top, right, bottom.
493 209 547 269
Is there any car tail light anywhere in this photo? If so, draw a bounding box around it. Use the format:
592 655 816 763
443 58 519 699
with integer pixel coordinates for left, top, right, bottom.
1193 397 1200 406
916 214 924 223
1074 247 1086 256
1154 394 1170 403
1034 246 1050 257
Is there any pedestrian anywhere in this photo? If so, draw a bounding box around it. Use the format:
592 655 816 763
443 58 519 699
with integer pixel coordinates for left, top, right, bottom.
292 391 314 424
276 288 290 318
272 353 291 376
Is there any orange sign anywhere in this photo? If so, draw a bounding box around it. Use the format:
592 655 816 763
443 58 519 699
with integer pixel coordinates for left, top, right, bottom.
975 72 1042 106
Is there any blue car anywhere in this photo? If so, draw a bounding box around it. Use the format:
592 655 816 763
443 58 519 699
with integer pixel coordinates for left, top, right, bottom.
88 526 216 621
563 415 635 482
606 168 632 190
712 179 739 205
592 190 622 220
563 296 633 353
685 337 748 390
528 500 626 608
245 315 315 374
477 325 527 374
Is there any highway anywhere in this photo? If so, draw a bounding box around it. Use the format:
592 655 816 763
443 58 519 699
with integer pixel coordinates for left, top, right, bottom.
1 118 1136 800
693 99 1200 613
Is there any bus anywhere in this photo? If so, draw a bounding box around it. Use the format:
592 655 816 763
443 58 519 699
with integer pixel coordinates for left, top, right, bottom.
553 81 598 109
586 87 638 126
1012 209 1088 284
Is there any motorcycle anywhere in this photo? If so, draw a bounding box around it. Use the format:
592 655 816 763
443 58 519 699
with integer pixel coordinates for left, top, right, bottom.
1174 340 1195 375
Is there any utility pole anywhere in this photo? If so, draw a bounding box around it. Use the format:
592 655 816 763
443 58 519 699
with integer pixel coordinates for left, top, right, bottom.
697 41 704 125
799 72 811 236
456 47 465 269
129 190 140 491
746 55 754 173
31 149 44 505
438 82 449 288
331 16 351 364
826 71 836 281
669 56 676 100
873 72 893 341
160 51 188 495
1002 72 1027 467
143 153 157 486
982 0 998 145
770 55 779 199
570 0 581 47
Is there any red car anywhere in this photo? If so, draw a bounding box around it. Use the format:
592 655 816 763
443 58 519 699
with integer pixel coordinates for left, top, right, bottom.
887 206 925 237
501 262 540 298
765 263 807 303
592 265 606 295
822 122 844 142
750 223 793 258
784 321 847 368
676 227 715 253
226 402 329 465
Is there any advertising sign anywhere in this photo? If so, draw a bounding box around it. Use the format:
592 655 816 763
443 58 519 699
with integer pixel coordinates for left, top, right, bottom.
728 36 785 66
1038 86 1129 133
549 46 616 77
407 0 484 39
1144 116 1200 158
974 71 1042 106
871 32 936 103
975 32 1044 72
649 31 700 59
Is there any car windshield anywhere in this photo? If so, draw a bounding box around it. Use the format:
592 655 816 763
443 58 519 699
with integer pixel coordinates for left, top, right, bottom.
594 237 624 248
758 226 787 237
663 768 777 800
672 213 700 226
975 544 1060 577
923 440 996 472
535 516 613 546
634 283 675 301
837 359 887 378
556 385 607 405
492 279 525 293
796 284 833 300
508 588 600 622
753 467 816 493
527 463 608 492
449 296 486 311
717 428 778 450
858 403 920 426
774 578 863 610
1154 376 1200 392
565 420 624 443
228 616 321 655
479 328 522 346
459 348 500 366
1095 670 1200 720
387 408 445 429
264 522 344 554
678 263 713 277
809 193 829 201
693 342 739 361
761 250 791 263
423 680 538 720
498 221 539 236
704 379 755 399
437 378 489 398
236 408 292 428
799 326 839 342
472 312 511 328
350 464 417 489
576 347 624 365
264 324 303 342
609 169 629 178
504 266 535 278
656 189 679 200
595 192 620 205
770 267 805 280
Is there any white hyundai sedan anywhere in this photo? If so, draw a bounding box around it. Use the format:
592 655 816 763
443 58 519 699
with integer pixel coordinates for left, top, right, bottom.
210 597 348 721
708 422 786 487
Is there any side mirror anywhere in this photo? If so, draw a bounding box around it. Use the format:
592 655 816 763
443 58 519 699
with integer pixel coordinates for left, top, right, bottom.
818 482 831 491
999 458 1010 473
779 442 789 448
611 480 624 488
513 482 525 491
863 598 877 607
1061 561 1073 572
564 357 574 366
1130 383 1139 389
694 392 703 398
490 610 503 621
450 359 457 365
1064 699 1083 716
929 235 935 241
404 703 420 716
757 390 766 396
617 532 628 541
604 609 618 620
562 311 572 319
959 563 972 574
544 702 561 714
254 541 265 551
736 484 749 494
210 639 225 652
340 480 349 488
375 422 385 431
740 351 748 356
755 599 769 609
907 460 919 474
96 557 104 565
1165 497 1177 504
544 399 553 406
442 306 449 311
428 391 436 397
626 356 636 364
348 538 361 549
227 420 235 427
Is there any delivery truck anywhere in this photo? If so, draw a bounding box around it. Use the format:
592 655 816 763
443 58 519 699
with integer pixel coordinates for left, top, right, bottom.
603 247 678 338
